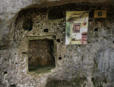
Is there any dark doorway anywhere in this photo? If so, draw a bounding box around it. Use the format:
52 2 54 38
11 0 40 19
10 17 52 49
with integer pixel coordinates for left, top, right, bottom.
28 39 55 73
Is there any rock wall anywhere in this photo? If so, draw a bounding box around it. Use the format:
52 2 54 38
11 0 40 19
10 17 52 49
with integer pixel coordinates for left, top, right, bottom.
0 0 114 87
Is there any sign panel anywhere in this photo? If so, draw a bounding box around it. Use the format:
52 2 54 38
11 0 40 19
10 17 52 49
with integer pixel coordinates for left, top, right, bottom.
65 11 89 45
94 10 107 18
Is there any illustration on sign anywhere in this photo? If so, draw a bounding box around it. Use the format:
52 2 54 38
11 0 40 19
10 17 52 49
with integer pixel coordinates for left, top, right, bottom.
65 11 89 45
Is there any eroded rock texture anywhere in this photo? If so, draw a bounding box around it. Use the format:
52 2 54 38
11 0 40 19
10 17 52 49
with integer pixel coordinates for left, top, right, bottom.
0 0 114 87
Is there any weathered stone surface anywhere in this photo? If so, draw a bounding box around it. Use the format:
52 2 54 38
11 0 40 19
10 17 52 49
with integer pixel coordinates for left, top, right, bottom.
0 0 114 87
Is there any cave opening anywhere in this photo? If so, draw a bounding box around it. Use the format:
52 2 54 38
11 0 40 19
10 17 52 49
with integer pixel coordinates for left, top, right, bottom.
28 39 55 73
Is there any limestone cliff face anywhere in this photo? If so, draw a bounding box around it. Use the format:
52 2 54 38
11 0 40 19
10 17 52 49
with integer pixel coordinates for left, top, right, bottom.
0 0 114 87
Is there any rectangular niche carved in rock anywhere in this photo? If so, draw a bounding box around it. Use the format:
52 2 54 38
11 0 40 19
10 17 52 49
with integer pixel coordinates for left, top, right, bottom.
28 39 55 73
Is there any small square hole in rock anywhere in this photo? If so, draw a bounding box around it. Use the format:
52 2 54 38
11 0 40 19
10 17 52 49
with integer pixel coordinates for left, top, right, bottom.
94 28 98 32
28 39 55 73
10 84 16 87
44 29 48 32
